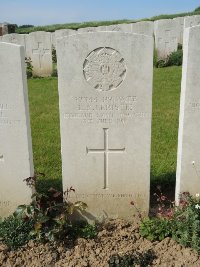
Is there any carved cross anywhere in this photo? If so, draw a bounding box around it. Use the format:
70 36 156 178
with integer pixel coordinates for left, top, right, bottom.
32 42 50 68
86 128 125 189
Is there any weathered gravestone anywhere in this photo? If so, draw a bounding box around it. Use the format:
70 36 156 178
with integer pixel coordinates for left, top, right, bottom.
106 24 131 32
78 26 106 33
53 29 76 49
154 19 178 59
176 26 200 202
55 29 76 39
57 32 153 221
184 15 200 28
0 42 34 217
173 17 184 44
2 34 27 54
131 21 154 36
26 31 52 77
2 33 26 46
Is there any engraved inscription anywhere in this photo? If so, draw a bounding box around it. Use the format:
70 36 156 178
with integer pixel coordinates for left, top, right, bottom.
0 201 10 208
64 96 150 125
68 193 146 199
83 47 126 91
0 103 21 125
189 101 200 112
86 128 125 189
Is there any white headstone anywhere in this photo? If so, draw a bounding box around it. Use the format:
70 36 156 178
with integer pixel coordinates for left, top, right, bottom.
173 17 184 44
176 26 200 202
78 26 106 33
131 21 154 36
0 42 34 217
2 34 27 55
154 19 178 59
26 31 52 77
106 24 131 32
55 29 76 39
54 29 76 49
57 32 153 221
184 15 200 28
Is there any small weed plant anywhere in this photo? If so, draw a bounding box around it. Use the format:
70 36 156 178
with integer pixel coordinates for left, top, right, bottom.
156 44 183 68
25 57 33 78
0 174 97 249
134 188 200 253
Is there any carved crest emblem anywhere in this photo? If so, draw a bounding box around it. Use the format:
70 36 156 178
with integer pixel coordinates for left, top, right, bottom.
83 47 126 91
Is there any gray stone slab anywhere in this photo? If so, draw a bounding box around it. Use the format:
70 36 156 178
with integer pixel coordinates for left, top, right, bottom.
0 42 34 217
57 32 153 221
78 26 106 33
26 31 52 77
55 29 76 39
106 24 131 32
184 15 200 28
131 21 154 36
173 17 184 44
2 34 27 53
176 26 200 202
154 19 178 59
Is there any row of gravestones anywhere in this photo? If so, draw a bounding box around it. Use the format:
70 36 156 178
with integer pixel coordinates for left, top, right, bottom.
0 25 200 221
0 15 200 77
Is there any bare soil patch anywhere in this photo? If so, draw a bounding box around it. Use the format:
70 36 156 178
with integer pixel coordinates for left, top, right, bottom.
0 219 199 267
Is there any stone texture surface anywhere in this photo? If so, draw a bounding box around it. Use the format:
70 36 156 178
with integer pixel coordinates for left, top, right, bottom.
176 25 200 202
26 31 52 77
184 15 200 28
131 21 154 36
78 26 106 33
55 29 76 39
106 24 131 32
2 34 27 52
54 29 76 48
0 43 34 217
57 32 153 221
154 19 178 59
173 17 184 44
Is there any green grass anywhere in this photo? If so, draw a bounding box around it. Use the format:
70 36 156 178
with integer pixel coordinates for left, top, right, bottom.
151 66 181 188
16 9 200 34
27 66 182 190
28 77 62 190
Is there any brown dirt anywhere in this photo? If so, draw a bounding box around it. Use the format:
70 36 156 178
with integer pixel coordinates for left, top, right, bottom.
0 219 200 267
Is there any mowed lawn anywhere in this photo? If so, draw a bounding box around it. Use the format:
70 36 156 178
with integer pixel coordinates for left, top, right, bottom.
28 66 182 189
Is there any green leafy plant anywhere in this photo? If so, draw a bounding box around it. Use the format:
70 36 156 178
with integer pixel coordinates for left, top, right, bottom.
13 175 88 242
25 57 33 78
0 216 34 250
52 47 57 63
108 250 155 267
135 188 200 253
139 217 172 241
156 45 183 68
165 49 183 67
68 221 97 239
